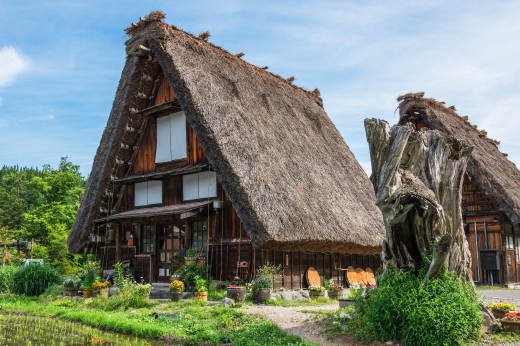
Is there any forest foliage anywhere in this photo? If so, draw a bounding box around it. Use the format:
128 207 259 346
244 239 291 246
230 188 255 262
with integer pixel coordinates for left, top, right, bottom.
0 157 89 273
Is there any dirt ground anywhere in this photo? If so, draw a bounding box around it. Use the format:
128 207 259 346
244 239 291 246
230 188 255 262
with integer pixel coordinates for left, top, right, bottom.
240 305 399 346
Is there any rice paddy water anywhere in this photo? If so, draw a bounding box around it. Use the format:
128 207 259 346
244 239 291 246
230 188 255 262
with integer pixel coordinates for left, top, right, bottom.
0 314 164 346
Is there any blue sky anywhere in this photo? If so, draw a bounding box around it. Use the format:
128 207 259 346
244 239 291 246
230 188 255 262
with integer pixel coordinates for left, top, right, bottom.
1 1 519 177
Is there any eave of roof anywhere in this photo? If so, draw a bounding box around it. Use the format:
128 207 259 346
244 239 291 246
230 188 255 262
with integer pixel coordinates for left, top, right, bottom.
113 162 210 184
94 200 212 224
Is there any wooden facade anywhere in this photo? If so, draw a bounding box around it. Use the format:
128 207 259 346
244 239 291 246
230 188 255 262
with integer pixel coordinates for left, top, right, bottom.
97 75 382 287
407 113 520 285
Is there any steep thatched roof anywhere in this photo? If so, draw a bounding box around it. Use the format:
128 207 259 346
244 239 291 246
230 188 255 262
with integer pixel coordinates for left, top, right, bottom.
68 12 385 254
398 92 520 226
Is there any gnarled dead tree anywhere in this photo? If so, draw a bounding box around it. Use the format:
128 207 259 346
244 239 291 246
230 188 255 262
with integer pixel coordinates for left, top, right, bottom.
364 118 474 283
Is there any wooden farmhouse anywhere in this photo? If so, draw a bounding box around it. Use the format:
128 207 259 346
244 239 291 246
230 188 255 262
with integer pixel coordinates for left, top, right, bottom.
67 12 386 288
398 93 520 286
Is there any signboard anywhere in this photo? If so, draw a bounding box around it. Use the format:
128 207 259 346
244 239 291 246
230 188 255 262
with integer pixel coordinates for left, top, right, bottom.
480 249 500 270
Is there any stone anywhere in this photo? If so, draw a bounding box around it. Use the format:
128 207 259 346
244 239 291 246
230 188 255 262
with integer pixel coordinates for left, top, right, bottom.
270 297 277 302
339 312 352 320
481 310 497 334
298 289 310 298
340 325 347 331
222 298 235 307
385 342 394 345
278 291 304 301
129 310 136 315
279 287 285 291
332 321 339 325
62 296 70 300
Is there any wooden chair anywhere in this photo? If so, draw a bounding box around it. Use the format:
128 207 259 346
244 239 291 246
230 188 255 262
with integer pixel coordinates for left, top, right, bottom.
236 261 250 281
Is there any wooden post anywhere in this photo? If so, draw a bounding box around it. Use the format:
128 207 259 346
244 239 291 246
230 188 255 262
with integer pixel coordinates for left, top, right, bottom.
115 223 121 263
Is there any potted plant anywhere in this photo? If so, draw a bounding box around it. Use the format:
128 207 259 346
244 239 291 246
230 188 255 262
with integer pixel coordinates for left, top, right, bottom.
490 302 517 319
185 248 197 265
194 276 208 302
169 280 184 302
327 284 343 301
92 280 111 298
170 266 182 283
80 269 96 298
251 277 273 304
501 311 520 334
308 285 326 298
227 280 247 303
63 278 82 296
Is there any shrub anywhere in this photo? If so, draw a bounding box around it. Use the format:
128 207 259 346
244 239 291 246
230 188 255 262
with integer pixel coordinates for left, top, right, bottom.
10 263 61 296
0 265 17 293
251 277 273 290
179 264 207 284
353 267 483 346
63 278 82 288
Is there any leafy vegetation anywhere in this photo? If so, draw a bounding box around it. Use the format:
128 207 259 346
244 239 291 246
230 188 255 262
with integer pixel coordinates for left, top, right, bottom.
0 265 17 293
350 266 483 346
0 294 316 345
10 263 61 296
0 158 90 274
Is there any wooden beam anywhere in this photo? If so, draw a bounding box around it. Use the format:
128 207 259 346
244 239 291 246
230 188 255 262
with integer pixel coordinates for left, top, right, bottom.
463 210 502 216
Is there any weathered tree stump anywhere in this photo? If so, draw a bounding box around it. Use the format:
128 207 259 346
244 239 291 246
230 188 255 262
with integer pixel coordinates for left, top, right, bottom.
365 118 497 332
364 118 473 282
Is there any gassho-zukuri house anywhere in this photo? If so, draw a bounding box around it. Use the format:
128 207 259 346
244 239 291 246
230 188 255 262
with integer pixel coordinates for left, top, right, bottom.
398 92 520 286
67 12 386 288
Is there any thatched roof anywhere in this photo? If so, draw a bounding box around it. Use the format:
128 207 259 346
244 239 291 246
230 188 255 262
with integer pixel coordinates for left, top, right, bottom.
68 12 385 254
398 92 520 226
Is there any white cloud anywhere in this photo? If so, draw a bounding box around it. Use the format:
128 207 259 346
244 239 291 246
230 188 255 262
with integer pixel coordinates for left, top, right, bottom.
47 115 55 120
0 46 30 87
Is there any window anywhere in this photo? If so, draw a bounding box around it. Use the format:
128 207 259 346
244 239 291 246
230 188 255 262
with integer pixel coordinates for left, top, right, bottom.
135 180 162 206
156 111 187 163
516 238 520 262
507 236 515 250
192 221 208 251
142 225 154 253
182 171 217 200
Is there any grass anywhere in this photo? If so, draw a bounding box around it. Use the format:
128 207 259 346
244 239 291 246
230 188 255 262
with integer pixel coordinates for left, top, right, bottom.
475 285 518 291
0 293 317 345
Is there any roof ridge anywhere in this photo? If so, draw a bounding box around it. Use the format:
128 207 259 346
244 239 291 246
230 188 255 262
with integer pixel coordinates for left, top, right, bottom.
125 12 323 103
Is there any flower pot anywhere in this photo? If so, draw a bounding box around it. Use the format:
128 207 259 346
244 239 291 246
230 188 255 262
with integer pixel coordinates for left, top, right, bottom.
252 289 271 304
99 288 110 298
328 291 343 301
184 257 196 265
309 291 325 299
194 292 208 302
501 318 520 334
83 289 93 298
492 308 509 319
170 291 183 302
339 299 355 308
227 286 247 303
170 276 181 283
64 287 77 296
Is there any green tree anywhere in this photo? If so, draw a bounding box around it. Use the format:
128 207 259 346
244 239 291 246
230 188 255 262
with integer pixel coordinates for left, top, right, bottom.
23 157 84 273
0 171 30 253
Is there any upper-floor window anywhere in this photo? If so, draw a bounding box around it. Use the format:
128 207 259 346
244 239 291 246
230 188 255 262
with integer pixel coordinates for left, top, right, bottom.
182 171 217 201
135 180 163 206
156 111 187 163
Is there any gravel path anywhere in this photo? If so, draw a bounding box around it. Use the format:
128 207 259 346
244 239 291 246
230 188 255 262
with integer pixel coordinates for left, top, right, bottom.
479 289 520 307
240 305 395 346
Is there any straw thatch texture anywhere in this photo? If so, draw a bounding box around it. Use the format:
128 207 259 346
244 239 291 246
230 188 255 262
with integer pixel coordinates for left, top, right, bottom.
398 94 520 226
68 16 385 254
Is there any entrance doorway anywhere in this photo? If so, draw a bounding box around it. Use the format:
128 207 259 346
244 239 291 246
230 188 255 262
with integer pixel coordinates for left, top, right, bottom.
157 223 186 282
